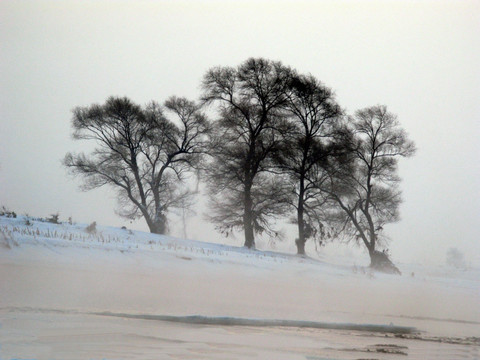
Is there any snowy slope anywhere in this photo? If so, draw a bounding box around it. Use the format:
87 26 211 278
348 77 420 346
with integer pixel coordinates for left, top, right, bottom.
1 214 479 359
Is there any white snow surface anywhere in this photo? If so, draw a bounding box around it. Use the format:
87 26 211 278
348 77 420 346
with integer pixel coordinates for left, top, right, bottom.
1 215 479 359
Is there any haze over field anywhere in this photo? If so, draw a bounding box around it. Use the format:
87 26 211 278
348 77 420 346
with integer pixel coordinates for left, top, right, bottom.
1 215 479 359
1 1 479 265
2 3 480 359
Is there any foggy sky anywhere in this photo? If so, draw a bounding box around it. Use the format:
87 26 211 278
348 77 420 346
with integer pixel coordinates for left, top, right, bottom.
1 1 479 265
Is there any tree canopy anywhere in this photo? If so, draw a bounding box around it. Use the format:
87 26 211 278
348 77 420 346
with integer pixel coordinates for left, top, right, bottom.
64 96 209 234
202 58 293 248
65 59 416 272
325 105 416 270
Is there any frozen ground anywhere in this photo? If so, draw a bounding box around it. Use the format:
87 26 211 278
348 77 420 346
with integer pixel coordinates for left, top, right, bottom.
0 215 479 359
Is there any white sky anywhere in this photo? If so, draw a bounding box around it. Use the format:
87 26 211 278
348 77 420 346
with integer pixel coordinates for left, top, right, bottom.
1 0 479 265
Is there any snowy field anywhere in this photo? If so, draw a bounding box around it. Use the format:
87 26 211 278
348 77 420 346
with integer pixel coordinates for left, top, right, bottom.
0 215 479 359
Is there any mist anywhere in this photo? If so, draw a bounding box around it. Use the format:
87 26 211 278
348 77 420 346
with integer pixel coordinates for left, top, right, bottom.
1 3 480 358
1 1 479 266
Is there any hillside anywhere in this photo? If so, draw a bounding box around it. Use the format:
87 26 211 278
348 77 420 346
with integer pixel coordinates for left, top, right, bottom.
1 214 479 359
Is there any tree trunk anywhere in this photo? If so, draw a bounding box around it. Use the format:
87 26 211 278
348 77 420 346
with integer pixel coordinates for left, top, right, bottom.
334 196 373 256
369 249 401 275
368 247 375 263
244 215 255 249
146 213 167 235
295 237 306 255
243 186 255 249
296 183 306 255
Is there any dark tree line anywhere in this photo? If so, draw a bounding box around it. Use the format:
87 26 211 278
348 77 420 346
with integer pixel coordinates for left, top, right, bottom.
65 58 415 271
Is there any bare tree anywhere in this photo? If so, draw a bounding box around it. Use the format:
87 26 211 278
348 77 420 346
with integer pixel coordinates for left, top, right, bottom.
275 73 343 255
202 58 293 248
326 105 416 272
64 96 209 234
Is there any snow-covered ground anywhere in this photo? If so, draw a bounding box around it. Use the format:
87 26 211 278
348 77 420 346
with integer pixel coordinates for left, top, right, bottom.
0 215 479 359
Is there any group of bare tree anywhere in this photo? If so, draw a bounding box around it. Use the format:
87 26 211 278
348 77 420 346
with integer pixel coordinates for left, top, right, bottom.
64 58 415 271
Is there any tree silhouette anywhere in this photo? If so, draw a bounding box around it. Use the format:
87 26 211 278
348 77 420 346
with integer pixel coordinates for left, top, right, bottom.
202 58 292 248
326 105 416 271
64 96 209 234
